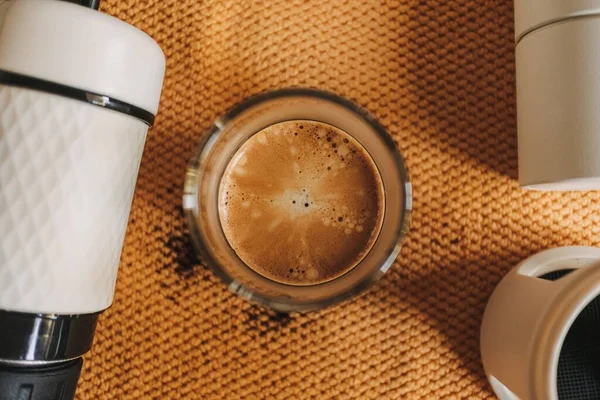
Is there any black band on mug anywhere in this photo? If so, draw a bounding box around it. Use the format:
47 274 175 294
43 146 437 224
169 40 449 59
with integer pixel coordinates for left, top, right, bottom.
0 69 155 126
0 310 99 364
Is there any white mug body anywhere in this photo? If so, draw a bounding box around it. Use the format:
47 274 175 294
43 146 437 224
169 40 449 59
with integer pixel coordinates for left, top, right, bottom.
0 87 148 314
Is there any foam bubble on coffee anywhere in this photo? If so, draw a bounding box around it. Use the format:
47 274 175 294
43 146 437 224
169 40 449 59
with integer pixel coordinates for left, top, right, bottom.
218 120 384 285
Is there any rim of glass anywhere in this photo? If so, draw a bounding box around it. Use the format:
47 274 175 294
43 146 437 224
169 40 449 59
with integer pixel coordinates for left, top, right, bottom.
183 88 412 311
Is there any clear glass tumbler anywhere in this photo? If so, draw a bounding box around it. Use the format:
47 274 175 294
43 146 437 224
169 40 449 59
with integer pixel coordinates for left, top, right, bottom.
184 89 411 312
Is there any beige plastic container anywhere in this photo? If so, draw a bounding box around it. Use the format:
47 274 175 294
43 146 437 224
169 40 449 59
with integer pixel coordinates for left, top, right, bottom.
481 247 600 399
516 0 600 190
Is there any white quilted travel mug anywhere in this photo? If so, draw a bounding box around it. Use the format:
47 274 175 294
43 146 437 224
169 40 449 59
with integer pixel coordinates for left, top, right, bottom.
516 0 600 190
0 0 165 398
481 247 600 399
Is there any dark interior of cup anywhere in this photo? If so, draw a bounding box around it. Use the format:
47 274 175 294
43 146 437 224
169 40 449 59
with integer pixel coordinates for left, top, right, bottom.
540 270 600 400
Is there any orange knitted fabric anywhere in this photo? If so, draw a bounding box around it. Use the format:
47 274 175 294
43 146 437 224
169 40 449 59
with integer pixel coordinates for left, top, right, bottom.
77 0 600 398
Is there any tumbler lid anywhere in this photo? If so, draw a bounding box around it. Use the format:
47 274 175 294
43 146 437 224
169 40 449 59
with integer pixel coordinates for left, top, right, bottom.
0 0 165 116
514 0 600 42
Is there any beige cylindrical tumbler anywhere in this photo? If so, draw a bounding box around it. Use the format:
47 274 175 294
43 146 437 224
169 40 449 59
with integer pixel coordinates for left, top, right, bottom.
516 0 600 190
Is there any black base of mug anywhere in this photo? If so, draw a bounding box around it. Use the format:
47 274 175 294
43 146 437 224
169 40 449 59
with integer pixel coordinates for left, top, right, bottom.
0 358 83 400
0 310 99 400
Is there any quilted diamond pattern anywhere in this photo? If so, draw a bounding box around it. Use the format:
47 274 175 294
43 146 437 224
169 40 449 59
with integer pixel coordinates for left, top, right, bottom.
0 86 147 314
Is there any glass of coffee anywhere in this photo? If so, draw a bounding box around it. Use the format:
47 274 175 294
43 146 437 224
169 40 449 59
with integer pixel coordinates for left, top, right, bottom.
184 89 411 311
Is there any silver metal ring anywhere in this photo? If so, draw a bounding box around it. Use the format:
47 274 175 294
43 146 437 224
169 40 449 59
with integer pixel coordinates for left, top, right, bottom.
0 310 99 363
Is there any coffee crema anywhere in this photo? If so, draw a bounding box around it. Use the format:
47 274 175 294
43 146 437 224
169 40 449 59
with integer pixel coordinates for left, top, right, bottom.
218 120 384 285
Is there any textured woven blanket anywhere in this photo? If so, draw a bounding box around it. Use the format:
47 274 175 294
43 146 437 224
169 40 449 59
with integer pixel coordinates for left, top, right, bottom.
77 1 600 398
